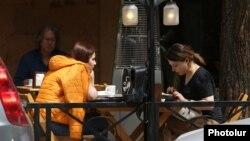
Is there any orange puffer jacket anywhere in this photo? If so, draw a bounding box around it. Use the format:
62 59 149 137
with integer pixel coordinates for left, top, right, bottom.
35 55 91 139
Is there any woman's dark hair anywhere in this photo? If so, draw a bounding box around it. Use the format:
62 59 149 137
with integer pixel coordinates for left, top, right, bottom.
71 41 96 63
35 24 61 50
166 43 206 65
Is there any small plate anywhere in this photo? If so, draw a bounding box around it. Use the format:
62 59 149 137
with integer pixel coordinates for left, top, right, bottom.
97 91 107 96
97 91 122 98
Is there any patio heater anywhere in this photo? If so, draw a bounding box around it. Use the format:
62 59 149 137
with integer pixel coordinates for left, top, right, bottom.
113 0 162 96
113 0 179 140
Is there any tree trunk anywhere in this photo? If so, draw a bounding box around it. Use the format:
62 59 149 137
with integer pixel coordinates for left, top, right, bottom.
220 0 250 114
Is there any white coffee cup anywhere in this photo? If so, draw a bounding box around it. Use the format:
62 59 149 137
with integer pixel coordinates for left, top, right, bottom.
23 79 33 86
105 85 116 96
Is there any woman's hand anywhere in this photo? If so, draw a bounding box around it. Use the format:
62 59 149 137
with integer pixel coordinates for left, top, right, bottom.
172 91 188 102
167 86 176 94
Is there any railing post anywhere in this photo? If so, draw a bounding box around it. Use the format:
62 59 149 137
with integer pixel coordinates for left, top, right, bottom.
45 107 51 141
144 0 159 141
34 107 40 141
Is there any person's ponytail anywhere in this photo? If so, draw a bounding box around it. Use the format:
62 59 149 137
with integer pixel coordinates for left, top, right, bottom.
193 53 206 66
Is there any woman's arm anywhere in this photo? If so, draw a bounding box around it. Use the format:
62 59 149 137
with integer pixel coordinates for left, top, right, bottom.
198 95 214 110
87 84 98 101
87 70 97 101
172 91 215 110
90 71 95 85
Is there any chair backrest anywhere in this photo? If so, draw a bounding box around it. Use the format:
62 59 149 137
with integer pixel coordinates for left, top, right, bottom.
19 93 60 141
226 93 249 123
19 93 35 121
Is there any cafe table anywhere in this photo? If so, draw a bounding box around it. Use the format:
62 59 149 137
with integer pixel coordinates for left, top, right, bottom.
16 84 106 98
16 86 40 98
16 86 40 92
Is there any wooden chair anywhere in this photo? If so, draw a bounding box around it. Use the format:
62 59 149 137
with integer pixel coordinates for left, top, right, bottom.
19 93 58 141
190 93 249 124
224 93 249 123
189 93 249 125
19 93 94 141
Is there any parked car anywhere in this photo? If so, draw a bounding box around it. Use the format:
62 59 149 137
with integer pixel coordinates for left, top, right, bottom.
0 57 34 141
176 118 250 141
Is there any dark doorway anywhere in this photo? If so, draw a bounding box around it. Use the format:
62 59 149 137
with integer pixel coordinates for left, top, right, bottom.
159 0 222 90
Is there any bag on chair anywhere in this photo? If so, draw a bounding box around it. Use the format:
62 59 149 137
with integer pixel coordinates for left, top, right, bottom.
175 107 202 120
122 66 147 103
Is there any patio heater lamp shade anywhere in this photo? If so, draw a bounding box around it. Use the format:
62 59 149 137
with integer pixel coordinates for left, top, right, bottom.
122 4 138 26
163 2 179 26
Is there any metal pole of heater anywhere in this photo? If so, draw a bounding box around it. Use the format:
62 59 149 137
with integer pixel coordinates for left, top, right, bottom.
144 0 159 140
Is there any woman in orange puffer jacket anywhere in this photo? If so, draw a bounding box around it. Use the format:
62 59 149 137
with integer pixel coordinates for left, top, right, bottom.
36 41 98 140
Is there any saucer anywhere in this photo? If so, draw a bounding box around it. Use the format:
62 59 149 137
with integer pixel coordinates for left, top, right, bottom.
97 91 122 98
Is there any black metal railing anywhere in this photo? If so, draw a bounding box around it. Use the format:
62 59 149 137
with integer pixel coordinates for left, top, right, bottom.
26 101 250 141
26 102 141 141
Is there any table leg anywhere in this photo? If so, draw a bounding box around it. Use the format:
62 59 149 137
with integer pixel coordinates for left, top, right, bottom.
101 112 133 141
130 122 144 140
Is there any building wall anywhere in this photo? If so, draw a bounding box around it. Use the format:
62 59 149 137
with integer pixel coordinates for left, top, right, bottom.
0 0 120 84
